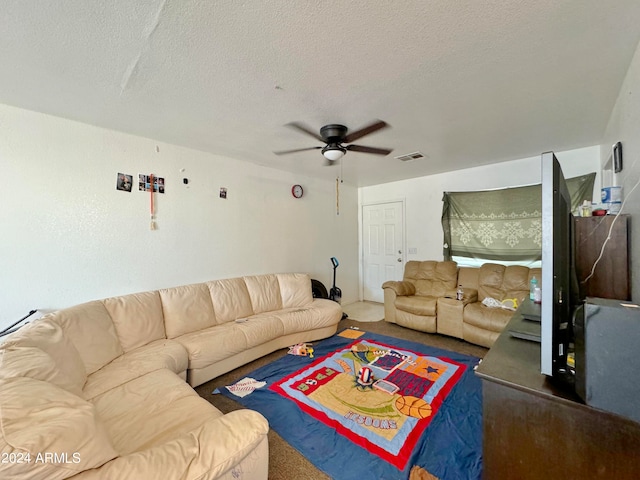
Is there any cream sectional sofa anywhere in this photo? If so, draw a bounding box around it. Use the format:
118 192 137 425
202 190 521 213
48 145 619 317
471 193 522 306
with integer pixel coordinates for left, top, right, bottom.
383 261 540 348
0 273 342 480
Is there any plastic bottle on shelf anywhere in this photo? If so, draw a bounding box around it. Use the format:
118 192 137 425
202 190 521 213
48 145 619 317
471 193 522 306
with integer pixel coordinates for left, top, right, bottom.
534 286 542 304
529 276 538 301
456 285 464 301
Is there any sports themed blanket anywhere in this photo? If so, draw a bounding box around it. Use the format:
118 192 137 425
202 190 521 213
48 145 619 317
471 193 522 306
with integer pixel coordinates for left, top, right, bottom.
216 331 482 480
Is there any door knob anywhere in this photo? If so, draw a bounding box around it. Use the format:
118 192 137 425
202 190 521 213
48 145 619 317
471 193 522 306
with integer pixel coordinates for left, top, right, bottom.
397 258 402 262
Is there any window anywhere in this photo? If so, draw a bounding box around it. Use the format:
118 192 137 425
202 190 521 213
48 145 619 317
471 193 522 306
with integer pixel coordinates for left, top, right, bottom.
442 173 595 266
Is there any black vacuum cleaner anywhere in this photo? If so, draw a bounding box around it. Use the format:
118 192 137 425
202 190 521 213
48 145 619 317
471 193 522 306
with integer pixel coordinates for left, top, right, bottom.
329 257 348 319
329 257 341 303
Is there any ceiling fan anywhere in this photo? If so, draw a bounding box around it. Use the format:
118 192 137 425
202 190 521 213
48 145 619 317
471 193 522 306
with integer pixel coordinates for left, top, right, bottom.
274 120 392 164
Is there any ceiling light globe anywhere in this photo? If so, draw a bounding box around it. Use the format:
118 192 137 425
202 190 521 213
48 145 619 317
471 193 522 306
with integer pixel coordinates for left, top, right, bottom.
323 148 345 162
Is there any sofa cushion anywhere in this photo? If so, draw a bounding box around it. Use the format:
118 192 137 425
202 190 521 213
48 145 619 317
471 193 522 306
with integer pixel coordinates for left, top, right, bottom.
174 323 248 369
69 409 268 480
394 295 438 317
275 299 342 335
244 274 283 314
207 277 254 323
404 261 458 297
90 369 222 455
458 267 480 291
82 339 189 400
464 302 514 333
46 301 124 375
102 291 166 352
0 318 87 396
160 283 217 338
477 263 532 302
277 273 313 308
238 314 285 348
502 265 532 299
0 377 118 480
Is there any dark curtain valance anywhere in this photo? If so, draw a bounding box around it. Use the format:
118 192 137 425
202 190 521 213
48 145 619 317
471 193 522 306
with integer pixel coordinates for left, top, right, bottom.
442 172 596 262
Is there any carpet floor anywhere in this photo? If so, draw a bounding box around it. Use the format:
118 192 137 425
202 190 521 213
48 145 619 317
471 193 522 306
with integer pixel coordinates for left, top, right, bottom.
195 318 488 480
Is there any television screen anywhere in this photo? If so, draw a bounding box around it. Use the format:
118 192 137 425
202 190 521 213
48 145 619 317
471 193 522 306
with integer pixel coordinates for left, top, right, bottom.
540 152 578 379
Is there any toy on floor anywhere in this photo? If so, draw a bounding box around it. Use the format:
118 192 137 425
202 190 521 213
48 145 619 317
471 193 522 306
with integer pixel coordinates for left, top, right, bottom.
355 366 374 388
288 343 314 358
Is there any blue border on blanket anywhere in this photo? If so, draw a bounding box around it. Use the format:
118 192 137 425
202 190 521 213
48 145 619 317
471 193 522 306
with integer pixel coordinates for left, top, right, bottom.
216 331 483 480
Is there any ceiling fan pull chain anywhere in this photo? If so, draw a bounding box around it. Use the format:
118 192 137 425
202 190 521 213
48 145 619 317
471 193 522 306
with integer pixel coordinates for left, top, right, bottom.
336 176 340 216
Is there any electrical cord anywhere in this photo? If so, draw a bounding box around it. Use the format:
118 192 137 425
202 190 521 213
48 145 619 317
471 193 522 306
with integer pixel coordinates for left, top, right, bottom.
582 159 640 284
0 309 38 337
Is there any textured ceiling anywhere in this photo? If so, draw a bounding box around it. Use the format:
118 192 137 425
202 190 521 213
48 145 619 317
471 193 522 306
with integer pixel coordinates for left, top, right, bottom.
2 1 640 186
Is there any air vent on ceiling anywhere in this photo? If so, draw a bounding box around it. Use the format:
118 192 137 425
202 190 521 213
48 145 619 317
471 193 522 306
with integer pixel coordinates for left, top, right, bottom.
395 151 425 162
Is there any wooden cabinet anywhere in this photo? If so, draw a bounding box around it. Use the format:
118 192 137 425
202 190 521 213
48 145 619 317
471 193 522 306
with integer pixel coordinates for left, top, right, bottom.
476 310 640 479
574 214 630 300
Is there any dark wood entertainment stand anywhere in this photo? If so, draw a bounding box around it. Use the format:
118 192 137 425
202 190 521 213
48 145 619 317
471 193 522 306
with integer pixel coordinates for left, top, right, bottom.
475 304 640 479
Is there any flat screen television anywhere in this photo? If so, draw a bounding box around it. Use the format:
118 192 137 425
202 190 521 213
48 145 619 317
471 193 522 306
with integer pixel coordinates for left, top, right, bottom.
540 152 582 380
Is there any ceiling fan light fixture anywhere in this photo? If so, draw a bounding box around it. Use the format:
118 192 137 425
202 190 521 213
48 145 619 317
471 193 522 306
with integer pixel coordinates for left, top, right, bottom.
322 145 346 162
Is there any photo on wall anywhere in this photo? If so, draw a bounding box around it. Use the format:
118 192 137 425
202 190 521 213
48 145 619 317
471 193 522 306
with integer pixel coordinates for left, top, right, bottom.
138 174 165 193
116 173 133 192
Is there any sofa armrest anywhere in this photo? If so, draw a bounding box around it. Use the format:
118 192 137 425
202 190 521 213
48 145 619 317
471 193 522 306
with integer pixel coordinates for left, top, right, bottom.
71 409 269 480
382 281 416 296
443 288 478 305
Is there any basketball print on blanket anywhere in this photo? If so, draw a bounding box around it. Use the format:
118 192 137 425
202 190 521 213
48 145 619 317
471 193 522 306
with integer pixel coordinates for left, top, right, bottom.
270 339 467 469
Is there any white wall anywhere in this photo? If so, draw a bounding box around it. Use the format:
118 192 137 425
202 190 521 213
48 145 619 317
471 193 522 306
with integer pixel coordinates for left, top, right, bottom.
359 145 601 270
0 104 359 329
601 39 640 302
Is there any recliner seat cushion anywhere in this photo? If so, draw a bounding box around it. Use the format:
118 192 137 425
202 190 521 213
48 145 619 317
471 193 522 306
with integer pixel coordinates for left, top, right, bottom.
464 302 513 332
394 295 437 317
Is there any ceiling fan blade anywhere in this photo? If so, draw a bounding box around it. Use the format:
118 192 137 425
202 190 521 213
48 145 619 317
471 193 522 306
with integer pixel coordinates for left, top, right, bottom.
343 120 389 143
285 122 324 142
273 146 322 155
346 144 393 156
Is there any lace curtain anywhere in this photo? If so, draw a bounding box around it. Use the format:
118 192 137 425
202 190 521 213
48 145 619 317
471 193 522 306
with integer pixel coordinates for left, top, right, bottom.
442 173 596 262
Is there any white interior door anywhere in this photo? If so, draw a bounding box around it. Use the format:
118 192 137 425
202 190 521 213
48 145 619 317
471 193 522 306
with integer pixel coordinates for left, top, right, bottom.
362 201 404 302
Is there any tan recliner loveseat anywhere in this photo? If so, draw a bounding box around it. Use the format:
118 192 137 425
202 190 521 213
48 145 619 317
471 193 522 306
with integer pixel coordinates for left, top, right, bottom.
439 263 541 347
383 261 541 348
382 261 459 333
